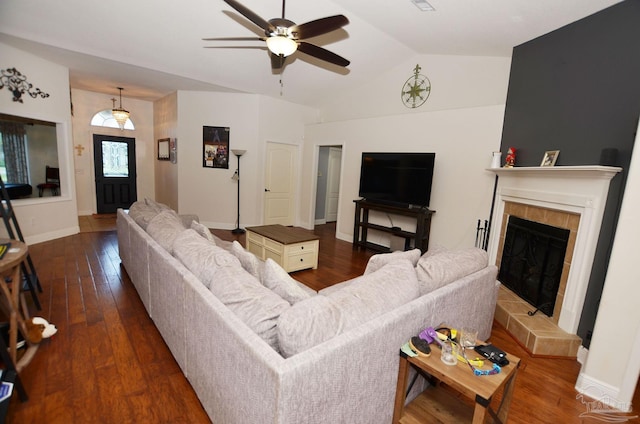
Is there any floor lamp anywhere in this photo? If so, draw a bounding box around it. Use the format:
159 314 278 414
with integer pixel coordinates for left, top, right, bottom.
231 149 246 234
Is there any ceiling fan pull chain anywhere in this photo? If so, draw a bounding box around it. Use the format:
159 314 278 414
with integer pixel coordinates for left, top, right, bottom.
280 71 284 96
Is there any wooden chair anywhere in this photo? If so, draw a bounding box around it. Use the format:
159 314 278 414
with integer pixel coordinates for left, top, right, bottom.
36 166 59 197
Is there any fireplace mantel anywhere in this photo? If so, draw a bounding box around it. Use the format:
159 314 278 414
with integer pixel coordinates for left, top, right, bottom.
486 165 622 334
488 165 622 179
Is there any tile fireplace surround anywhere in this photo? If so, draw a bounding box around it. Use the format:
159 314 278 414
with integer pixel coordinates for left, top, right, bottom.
486 166 621 356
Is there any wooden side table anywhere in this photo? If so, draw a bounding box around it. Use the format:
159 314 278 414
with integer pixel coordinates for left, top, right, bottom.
0 240 39 371
393 343 520 423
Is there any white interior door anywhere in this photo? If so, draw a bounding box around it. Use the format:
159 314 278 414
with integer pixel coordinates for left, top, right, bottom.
325 147 342 222
264 142 297 225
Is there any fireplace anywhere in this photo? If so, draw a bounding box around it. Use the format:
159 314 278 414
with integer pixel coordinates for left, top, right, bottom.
487 166 621 336
498 216 570 317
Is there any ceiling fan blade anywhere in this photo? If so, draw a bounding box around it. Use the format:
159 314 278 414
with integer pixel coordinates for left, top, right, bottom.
204 46 267 50
270 53 286 70
297 42 350 67
202 37 265 41
289 15 349 40
223 0 274 33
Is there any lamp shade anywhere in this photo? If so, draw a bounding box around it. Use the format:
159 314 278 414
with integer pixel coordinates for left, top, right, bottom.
266 36 298 57
231 149 247 157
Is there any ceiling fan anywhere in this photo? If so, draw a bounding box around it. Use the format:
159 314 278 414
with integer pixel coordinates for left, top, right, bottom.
203 0 350 70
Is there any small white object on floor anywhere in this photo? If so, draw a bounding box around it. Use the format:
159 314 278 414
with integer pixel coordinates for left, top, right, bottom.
32 317 58 338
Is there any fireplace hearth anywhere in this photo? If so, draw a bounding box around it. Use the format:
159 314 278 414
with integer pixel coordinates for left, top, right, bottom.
498 216 570 317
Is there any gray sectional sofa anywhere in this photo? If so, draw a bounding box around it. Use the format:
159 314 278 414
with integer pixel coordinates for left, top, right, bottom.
116 200 500 424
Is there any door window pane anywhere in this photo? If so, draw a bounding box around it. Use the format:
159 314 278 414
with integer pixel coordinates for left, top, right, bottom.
102 141 129 177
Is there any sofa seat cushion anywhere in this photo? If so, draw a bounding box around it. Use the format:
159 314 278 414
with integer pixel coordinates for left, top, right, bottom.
415 247 488 295
173 229 289 351
363 248 421 275
146 209 187 254
277 259 420 357
261 258 316 305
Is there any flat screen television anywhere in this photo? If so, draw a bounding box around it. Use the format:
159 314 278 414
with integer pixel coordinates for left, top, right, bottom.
358 152 435 208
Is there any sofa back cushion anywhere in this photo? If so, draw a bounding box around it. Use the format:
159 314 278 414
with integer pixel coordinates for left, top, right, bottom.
363 248 421 275
146 209 187 254
173 229 290 352
415 247 488 295
261 258 315 305
277 259 420 357
128 200 159 230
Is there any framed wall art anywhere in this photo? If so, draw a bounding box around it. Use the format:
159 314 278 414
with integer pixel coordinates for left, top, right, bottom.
158 138 170 160
540 150 560 167
203 126 230 169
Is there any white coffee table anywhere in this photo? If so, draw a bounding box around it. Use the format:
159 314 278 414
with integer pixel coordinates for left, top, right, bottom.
246 225 319 272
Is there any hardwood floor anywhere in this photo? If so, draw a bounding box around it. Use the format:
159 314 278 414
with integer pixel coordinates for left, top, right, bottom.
4 220 639 423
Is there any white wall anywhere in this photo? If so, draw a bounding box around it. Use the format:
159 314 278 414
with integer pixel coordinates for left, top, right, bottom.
175 91 317 229
576 118 640 409
0 42 78 244
154 92 178 210
317 54 512 122
71 89 155 215
303 54 511 249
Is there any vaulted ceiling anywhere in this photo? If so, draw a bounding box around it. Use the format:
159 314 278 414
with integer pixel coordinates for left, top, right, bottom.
0 0 621 107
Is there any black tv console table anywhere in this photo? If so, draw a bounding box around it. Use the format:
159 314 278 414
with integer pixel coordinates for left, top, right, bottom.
353 199 435 254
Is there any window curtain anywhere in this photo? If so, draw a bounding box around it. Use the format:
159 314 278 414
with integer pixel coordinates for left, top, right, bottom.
0 121 29 183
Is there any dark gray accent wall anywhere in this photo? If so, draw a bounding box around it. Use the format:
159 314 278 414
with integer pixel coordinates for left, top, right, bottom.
498 0 640 348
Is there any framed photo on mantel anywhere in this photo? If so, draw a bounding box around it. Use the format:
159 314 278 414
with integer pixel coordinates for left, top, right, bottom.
541 150 559 167
203 126 230 169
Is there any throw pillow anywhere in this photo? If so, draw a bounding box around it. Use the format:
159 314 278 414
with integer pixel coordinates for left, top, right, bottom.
363 248 421 275
277 259 420 357
415 247 488 295
262 258 315 305
128 200 159 229
230 240 263 280
190 220 216 242
145 197 171 212
146 209 187 254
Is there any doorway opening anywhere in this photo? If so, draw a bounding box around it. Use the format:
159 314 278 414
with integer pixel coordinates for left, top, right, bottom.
93 134 137 214
315 146 342 225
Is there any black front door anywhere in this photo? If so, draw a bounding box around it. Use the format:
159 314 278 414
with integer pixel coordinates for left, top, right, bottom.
93 134 137 214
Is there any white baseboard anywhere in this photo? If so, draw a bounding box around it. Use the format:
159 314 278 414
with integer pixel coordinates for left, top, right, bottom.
575 372 632 412
24 226 80 245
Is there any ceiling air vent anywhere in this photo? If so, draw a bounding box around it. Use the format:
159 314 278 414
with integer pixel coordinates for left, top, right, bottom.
411 0 435 12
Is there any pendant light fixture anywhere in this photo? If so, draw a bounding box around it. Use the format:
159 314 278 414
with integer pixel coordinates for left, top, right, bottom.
111 87 130 130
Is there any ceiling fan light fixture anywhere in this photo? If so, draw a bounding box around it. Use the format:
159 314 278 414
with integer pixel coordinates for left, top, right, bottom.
112 87 130 130
266 36 298 57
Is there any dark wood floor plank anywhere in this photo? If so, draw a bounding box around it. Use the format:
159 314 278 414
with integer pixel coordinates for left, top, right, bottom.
69 322 97 400
101 306 148 396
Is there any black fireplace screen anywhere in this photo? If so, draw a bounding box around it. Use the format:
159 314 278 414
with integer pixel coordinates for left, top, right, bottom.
498 216 570 317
